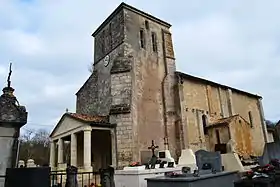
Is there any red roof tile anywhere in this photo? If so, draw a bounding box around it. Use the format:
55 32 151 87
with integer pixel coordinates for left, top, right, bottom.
68 113 108 123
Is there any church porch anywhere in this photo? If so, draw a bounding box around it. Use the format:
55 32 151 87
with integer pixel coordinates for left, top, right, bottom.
49 113 117 172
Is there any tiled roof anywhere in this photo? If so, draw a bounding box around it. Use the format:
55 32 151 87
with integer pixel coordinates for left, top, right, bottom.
68 113 108 123
209 115 239 126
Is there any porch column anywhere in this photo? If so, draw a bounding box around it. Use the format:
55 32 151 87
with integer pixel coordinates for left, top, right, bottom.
83 128 92 170
49 140 56 168
57 138 64 166
110 129 117 168
70 133 77 166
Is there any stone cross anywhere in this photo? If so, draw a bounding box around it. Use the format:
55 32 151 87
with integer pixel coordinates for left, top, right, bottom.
148 140 159 157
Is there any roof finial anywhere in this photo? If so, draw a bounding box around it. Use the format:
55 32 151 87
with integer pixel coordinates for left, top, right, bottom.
7 62 12 88
66 108 69 113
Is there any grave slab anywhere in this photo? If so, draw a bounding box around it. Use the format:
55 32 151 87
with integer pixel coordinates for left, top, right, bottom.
146 171 239 187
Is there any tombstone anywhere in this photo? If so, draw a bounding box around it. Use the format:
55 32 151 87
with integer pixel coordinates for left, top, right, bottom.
65 165 78 187
178 149 197 171
195 150 222 172
17 160 25 168
157 150 175 166
259 142 280 166
0 64 28 187
5 167 50 187
100 166 115 187
26 159 36 168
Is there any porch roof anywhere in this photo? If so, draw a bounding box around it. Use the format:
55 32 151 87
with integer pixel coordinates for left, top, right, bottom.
49 112 112 138
207 114 250 128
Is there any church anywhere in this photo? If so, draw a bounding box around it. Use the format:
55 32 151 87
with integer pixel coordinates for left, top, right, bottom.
49 3 269 171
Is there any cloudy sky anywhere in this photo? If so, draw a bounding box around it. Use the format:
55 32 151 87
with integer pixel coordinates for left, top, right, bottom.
0 0 279 133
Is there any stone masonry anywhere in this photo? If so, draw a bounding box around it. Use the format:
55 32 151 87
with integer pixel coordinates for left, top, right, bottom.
75 3 268 168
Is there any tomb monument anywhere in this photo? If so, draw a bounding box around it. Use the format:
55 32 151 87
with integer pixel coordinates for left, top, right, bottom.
0 64 28 187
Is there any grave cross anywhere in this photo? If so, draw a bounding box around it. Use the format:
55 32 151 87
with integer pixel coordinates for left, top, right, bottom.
148 140 159 157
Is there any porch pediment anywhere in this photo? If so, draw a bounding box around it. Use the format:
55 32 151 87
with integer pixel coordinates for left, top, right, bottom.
50 113 109 138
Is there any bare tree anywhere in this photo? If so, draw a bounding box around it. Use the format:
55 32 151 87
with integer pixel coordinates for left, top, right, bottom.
19 129 51 166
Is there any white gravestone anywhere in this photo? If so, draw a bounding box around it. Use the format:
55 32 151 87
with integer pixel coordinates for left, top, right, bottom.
18 160 25 168
178 149 197 171
26 159 36 168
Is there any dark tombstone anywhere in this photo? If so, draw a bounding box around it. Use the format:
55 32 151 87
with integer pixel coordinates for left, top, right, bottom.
65 165 78 187
259 142 280 166
148 140 159 169
5 167 50 187
195 150 222 172
100 166 115 187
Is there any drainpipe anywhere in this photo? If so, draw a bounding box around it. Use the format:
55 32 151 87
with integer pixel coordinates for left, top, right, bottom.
161 29 169 150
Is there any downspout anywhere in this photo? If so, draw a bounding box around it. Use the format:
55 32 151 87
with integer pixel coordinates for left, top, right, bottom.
161 29 169 150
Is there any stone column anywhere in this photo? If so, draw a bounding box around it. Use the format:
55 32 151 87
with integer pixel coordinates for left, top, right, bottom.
83 128 92 170
49 140 56 168
110 129 117 168
70 133 77 167
57 138 64 166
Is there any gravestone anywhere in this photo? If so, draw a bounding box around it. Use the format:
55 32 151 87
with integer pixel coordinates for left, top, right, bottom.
0 64 28 187
100 166 115 187
195 150 222 172
178 149 197 171
259 142 280 166
65 165 78 187
26 159 36 168
5 167 50 187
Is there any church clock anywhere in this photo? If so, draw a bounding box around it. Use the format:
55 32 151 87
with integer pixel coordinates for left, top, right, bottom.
104 55 110 67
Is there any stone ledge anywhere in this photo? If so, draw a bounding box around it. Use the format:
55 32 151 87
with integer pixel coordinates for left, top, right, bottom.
110 56 132 74
110 104 131 114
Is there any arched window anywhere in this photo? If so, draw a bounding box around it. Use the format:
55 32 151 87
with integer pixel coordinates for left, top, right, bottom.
202 114 208 135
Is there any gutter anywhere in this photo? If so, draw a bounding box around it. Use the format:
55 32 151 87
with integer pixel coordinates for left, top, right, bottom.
161 29 169 150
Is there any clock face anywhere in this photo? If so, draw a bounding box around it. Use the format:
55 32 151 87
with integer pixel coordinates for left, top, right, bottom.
104 55 110 67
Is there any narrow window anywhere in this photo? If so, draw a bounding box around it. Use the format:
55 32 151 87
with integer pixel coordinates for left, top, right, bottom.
202 115 208 135
151 32 157 52
145 20 149 30
216 129 221 144
140 29 145 48
248 111 253 127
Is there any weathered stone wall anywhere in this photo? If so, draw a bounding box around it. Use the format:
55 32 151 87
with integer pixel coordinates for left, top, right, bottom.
231 92 265 155
122 8 179 163
76 9 125 116
180 78 266 156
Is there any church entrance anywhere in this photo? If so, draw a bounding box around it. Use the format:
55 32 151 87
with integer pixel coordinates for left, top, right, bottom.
91 130 112 170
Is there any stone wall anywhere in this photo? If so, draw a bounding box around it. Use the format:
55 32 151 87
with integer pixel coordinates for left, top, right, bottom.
179 78 266 156
123 8 178 162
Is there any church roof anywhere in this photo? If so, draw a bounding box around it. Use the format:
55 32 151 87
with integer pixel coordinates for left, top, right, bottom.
92 2 171 37
176 71 262 99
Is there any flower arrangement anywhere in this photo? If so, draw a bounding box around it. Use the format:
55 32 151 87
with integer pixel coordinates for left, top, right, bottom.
129 162 141 167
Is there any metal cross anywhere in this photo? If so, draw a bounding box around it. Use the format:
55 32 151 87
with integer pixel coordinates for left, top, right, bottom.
148 140 159 157
7 62 12 88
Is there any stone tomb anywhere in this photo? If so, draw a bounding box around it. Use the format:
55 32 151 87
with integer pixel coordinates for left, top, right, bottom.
115 140 182 187
146 150 240 187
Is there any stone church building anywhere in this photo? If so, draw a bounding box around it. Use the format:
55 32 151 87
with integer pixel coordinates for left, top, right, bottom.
49 3 269 171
